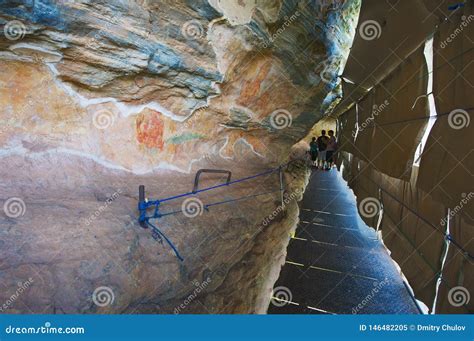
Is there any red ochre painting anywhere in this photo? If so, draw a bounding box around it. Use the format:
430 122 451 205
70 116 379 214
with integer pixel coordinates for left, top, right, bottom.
136 110 165 150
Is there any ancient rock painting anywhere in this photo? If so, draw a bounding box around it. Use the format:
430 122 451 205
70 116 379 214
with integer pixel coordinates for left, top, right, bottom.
136 110 165 150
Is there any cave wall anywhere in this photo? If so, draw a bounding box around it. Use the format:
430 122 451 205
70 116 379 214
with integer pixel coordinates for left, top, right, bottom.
0 0 359 313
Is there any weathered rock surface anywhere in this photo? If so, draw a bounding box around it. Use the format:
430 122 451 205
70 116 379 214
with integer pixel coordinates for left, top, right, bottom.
0 0 359 313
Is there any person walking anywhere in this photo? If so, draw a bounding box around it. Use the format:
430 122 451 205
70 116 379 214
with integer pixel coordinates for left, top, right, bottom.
316 130 328 170
325 129 337 170
309 137 318 167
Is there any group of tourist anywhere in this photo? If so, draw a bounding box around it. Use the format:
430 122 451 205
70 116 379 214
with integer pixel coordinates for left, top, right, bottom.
309 130 337 170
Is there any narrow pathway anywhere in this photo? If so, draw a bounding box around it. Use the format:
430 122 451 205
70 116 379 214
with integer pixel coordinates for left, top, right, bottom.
268 168 420 314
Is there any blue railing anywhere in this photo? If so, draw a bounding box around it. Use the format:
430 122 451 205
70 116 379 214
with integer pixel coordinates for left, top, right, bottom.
137 161 293 261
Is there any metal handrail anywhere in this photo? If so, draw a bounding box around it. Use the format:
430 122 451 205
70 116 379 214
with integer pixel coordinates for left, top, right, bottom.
355 172 473 260
193 169 232 193
137 160 298 261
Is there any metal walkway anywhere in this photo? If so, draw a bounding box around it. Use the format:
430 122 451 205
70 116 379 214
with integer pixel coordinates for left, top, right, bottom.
268 168 420 314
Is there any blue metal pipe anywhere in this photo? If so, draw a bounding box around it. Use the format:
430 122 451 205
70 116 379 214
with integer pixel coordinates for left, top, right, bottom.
159 167 279 203
146 220 184 261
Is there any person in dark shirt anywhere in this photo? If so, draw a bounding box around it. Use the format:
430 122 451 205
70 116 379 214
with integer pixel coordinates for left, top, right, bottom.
325 130 337 170
316 130 329 169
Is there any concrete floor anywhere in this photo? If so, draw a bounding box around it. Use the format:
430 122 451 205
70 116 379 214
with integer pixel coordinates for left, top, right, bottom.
268 168 420 314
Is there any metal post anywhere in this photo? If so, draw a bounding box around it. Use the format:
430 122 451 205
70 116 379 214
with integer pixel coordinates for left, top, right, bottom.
138 185 148 228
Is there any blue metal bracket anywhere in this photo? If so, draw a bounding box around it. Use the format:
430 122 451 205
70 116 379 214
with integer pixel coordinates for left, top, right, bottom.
138 184 184 261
